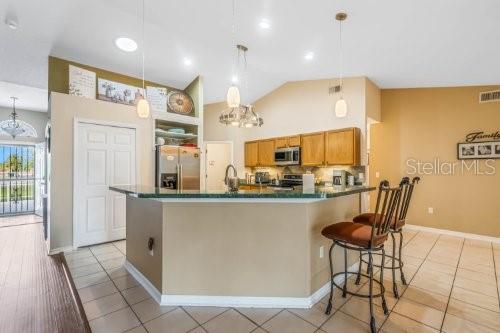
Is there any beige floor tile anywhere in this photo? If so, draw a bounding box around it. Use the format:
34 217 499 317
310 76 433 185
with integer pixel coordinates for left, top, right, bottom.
90 307 141 333
261 310 316 333
83 292 128 320
419 260 456 276
447 298 500 331
340 297 386 329
236 308 281 326
392 297 445 330
113 274 140 291
397 255 424 267
454 276 499 297
442 313 499 333
183 306 228 324
125 325 147 333
319 288 352 309
70 262 103 278
66 255 98 269
78 281 118 303
413 269 454 287
64 248 93 260
100 256 126 270
250 329 267 333
289 301 332 327
381 312 439 333
131 298 176 323
426 253 459 267
357 279 401 310
402 285 449 312
74 271 110 289
91 243 120 255
189 327 207 333
451 286 500 312
410 276 453 296
121 285 151 305
106 266 129 280
203 309 257 333
321 311 370 333
145 308 198 333
456 268 497 285
464 239 492 249
95 250 124 262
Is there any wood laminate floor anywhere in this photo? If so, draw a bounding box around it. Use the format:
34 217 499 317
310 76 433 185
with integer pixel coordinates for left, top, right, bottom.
0 216 90 333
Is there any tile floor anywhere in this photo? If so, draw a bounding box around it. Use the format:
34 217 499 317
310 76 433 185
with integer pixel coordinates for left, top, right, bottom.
64 230 500 333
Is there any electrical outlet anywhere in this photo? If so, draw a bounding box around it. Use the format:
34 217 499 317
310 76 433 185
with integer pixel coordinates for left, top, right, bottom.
319 246 324 258
428 207 434 214
149 249 154 256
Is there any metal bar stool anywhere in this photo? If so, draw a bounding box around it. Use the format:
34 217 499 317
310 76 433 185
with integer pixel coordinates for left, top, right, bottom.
321 180 402 333
353 177 420 298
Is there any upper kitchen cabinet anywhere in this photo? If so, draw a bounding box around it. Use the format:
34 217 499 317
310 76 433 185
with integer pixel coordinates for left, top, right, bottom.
325 128 361 165
301 132 325 166
258 139 275 166
245 141 259 167
275 135 301 149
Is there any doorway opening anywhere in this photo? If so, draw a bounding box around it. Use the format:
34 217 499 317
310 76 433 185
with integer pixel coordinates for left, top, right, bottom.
204 141 233 191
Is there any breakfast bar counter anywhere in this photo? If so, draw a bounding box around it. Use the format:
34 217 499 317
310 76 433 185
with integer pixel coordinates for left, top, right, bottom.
110 185 374 308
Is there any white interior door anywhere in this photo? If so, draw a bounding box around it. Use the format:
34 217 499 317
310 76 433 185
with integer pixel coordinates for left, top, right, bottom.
76 123 136 247
205 142 232 191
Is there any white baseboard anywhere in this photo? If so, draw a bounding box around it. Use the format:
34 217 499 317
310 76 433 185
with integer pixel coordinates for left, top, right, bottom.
406 224 500 244
125 260 359 309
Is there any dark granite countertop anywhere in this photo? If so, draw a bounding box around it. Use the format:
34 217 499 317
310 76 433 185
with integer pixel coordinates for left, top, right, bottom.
109 185 375 200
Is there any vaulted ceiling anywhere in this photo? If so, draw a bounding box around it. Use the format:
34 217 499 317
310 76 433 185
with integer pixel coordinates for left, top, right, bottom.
1 0 499 111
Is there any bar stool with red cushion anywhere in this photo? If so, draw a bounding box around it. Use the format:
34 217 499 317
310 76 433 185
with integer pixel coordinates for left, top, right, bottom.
321 180 402 333
353 177 420 298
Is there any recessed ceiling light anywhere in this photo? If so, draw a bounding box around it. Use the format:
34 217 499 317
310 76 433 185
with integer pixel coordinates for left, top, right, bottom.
304 51 314 60
183 57 193 66
259 19 271 30
115 37 138 52
231 76 238 84
4 18 18 30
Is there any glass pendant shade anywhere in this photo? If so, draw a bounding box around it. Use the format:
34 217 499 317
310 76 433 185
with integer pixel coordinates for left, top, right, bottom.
226 85 241 108
136 98 150 118
335 98 347 118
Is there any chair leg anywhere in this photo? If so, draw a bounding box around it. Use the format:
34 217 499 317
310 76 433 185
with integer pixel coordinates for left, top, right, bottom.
391 233 399 298
368 252 376 333
355 251 362 285
399 232 407 285
325 243 335 315
380 248 389 315
343 246 348 297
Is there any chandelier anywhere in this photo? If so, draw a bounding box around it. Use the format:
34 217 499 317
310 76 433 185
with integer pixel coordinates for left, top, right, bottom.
0 97 37 139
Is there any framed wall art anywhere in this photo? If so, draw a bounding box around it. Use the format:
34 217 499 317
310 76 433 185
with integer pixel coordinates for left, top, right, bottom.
457 141 500 159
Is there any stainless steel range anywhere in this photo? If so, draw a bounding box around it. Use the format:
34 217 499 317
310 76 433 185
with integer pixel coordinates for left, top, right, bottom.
269 174 303 190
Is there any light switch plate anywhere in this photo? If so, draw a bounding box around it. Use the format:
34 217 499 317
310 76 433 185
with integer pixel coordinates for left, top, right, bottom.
428 207 434 214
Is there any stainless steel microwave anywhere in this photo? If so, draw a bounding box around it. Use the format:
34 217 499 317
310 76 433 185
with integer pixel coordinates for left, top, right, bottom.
274 147 300 165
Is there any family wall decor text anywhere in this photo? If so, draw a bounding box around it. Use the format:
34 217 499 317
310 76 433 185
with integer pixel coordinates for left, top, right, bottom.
457 130 500 160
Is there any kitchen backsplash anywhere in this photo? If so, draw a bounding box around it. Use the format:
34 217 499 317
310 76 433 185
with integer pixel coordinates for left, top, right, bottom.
248 165 367 185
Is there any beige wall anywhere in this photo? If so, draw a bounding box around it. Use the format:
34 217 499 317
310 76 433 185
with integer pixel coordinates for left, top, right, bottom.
371 86 500 237
49 92 154 250
204 77 379 175
0 107 48 143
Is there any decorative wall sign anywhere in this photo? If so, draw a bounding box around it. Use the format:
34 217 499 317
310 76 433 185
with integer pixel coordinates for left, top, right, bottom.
457 141 500 160
465 131 500 142
97 78 144 106
146 86 168 113
167 91 194 116
68 65 96 99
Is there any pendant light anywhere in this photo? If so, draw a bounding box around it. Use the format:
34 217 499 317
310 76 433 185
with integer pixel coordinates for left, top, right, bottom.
0 97 37 138
136 0 150 118
334 12 348 118
225 0 241 109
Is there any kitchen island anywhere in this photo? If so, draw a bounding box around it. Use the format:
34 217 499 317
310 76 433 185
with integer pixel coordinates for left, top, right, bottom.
110 185 375 308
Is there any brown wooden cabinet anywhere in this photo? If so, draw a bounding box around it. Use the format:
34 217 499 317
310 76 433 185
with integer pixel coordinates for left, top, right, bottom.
325 128 360 165
258 139 275 166
300 132 325 166
244 141 259 167
274 137 289 149
288 135 301 147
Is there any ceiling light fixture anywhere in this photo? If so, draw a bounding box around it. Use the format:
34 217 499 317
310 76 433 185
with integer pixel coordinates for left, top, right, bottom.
0 97 37 138
259 18 271 30
334 12 348 118
115 37 138 52
136 0 150 118
5 17 18 30
183 57 193 66
219 0 262 128
304 51 314 60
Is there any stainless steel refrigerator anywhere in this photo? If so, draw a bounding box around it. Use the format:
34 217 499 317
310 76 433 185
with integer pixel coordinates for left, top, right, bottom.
156 145 201 190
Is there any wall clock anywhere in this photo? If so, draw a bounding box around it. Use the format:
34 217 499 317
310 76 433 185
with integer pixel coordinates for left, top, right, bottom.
167 91 194 116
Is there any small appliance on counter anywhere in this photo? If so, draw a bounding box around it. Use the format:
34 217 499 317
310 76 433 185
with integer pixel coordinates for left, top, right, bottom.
274 147 300 165
254 171 270 184
268 174 303 190
332 170 352 188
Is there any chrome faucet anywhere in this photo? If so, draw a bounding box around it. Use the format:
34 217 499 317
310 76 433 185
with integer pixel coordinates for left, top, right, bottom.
224 164 239 191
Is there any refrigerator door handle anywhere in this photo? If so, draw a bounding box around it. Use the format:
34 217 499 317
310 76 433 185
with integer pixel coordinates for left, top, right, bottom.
178 164 183 190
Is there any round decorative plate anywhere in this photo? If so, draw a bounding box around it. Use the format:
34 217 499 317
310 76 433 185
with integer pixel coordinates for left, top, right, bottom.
167 91 194 115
